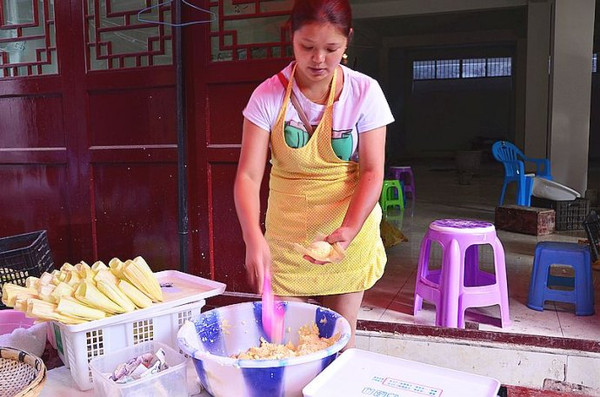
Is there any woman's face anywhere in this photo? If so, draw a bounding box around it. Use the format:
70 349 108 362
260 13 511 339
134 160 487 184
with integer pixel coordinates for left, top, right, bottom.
292 22 348 85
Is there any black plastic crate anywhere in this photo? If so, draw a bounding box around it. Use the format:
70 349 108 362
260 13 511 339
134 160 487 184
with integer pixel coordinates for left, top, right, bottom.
0 230 54 309
584 210 600 262
530 196 590 231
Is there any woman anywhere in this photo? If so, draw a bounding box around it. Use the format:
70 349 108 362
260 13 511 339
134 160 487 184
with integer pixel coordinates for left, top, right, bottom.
234 0 394 348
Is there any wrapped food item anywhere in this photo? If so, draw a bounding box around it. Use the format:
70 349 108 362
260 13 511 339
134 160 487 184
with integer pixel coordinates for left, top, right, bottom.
293 233 345 263
109 348 169 383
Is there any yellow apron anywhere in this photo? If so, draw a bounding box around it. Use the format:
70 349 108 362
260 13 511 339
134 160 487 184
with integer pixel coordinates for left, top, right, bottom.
265 65 386 296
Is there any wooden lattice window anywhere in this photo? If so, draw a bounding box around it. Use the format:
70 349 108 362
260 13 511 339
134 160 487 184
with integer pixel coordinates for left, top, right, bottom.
85 0 174 71
209 0 292 62
0 0 57 78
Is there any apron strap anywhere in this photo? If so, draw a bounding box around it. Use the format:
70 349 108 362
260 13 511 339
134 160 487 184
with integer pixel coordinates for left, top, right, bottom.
277 72 314 136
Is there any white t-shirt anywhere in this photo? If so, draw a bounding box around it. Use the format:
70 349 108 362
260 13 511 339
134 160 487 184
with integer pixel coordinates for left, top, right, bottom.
243 62 394 161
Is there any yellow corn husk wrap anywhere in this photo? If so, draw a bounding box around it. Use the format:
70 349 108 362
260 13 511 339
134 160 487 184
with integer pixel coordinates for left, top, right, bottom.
95 270 136 313
38 284 56 302
29 298 87 324
121 257 163 302
39 272 53 286
2 284 39 307
75 280 125 314
108 257 125 279
60 262 75 272
51 272 67 286
50 282 74 303
91 260 108 275
14 297 29 312
118 279 153 309
57 296 107 321
65 270 81 287
5 255 162 324
75 262 94 280
25 276 40 290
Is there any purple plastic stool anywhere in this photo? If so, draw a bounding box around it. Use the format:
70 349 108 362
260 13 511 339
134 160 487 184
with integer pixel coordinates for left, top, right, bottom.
413 219 511 328
388 166 415 200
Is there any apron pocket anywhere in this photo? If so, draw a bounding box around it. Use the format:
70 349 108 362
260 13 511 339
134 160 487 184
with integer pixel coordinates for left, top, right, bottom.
265 190 308 242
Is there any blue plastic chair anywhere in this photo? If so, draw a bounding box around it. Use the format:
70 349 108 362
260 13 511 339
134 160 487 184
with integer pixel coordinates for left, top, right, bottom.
491 141 552 206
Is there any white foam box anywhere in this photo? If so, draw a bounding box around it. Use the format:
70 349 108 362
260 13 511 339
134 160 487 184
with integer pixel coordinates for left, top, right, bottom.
302 348 501 397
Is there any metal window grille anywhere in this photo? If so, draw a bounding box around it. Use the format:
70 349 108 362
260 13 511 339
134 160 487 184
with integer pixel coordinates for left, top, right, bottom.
436 59 460 79
462 58 486 78
487 57 511 77
413 60 435 80
413 56 513 81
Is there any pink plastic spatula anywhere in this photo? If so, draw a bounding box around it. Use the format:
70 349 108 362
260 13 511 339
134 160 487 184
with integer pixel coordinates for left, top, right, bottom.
262 270 284 344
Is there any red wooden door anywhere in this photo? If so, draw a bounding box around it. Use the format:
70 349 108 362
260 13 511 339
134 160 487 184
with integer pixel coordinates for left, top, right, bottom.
0 0 292 295
186 1 292 293
0 1 182 271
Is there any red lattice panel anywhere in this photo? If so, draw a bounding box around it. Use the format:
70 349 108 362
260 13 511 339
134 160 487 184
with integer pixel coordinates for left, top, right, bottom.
0 1 57 78
209 0 292 62
84 0 173 70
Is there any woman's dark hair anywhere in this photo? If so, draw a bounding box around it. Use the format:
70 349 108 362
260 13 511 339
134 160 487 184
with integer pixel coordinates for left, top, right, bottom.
289 0 353 37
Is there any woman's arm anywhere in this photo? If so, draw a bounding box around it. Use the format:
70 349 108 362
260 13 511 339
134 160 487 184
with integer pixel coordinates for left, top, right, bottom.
233 118 271 293
327 126 386 249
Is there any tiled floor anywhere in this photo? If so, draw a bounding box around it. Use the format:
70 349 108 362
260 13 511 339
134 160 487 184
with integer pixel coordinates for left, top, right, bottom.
360 157 600 340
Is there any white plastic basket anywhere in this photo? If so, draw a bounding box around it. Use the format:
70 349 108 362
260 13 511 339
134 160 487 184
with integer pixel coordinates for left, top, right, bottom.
52 299 206 391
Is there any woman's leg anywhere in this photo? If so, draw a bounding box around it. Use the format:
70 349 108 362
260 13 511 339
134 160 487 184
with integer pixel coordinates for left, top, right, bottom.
321 290 364 349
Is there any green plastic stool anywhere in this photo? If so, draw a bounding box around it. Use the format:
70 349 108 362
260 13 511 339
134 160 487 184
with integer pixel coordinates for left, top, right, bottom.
380 179 404 210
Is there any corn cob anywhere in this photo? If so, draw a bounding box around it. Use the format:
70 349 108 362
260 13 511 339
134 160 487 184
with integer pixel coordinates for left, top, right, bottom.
57 296 107 321
75 280 125 314
95 276 136 313
1 283 39 307
122 256 163 302
118 279 152 309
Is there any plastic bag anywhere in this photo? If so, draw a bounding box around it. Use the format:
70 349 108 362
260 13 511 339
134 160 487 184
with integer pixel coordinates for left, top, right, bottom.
380 218 408 248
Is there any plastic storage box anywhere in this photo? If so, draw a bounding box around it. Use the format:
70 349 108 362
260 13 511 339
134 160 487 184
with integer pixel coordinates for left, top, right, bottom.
90 340 188 397
0 230 54 309
303 348 501 397
531 196 590 230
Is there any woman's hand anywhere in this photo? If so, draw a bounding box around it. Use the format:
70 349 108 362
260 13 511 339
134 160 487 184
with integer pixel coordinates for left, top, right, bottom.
244 233 272 294
303 226 357 265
